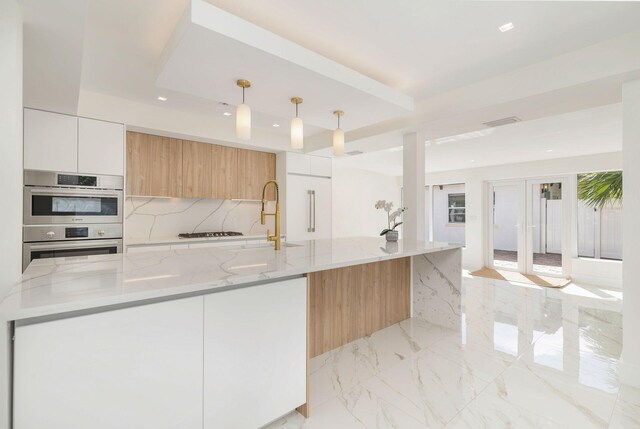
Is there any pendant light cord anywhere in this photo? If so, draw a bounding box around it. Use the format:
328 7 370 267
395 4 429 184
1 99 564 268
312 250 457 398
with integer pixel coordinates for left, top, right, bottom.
296 102 299 118
242 87 245 104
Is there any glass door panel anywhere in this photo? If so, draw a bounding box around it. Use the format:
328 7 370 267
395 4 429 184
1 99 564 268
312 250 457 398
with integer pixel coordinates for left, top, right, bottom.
490 183 524 272
526 180 565 276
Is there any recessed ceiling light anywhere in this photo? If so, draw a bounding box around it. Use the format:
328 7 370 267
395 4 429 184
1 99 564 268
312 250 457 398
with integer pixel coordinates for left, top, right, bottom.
223 112 231 116
389 147 403 152
499 22 514 33
157 96 167 101
470 160 476 163
547 149 554 152
272 123 280 128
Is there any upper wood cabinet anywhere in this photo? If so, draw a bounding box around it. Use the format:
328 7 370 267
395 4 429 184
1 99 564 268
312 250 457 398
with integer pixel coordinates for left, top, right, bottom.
183 140 212 199
126 132 182 198
211 145 238 200
126 132 276 201
237 149 276 201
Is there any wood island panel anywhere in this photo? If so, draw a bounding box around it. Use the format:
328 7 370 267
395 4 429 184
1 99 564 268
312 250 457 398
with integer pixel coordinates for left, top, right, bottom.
307 257 411 358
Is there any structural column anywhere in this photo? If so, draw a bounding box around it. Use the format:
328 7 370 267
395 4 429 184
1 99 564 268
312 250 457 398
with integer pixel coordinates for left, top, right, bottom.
622 80 640 388
403 131 426 242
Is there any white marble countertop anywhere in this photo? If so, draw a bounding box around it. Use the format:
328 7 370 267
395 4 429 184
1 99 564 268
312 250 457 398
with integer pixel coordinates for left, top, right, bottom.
125 234 284 246
1 237 461 322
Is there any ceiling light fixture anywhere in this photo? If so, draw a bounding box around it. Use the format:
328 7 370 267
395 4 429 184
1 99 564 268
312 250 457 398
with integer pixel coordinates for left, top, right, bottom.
332 110 345 156
499 22 514 33
546 149 554 152
157 96 167 101
290 97 304 149
272 123 280 128
223 112 231 116
236 79 251 140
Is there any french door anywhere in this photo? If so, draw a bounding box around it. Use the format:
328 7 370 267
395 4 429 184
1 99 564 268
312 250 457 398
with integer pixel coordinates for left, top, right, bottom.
488 177 570 277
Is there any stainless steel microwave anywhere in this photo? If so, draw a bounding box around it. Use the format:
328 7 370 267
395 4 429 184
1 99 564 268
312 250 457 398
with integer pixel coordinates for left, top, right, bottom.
23 170 124 225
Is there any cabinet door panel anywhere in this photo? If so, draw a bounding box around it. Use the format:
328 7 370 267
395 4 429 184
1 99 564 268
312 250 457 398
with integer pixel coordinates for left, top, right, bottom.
14 297 204 429
211 144 238 199
78 118 124 175
237 149 276 200
182 140 212 198
126 132 182 197
203 278 307 429
24 109 78 172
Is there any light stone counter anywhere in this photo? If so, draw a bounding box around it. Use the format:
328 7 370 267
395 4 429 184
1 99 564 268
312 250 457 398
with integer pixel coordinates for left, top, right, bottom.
1 237 462 325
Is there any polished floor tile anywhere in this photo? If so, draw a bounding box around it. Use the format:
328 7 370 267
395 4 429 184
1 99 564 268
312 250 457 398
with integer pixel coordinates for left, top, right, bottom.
265 273 632 429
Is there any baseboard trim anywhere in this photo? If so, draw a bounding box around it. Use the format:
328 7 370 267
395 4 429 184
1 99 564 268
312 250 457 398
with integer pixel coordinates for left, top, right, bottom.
620 360 640 389
570 274 622 290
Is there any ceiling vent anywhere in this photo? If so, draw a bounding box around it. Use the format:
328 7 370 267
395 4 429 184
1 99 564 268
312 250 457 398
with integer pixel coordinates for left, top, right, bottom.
483 116 521 128
345 150 363 156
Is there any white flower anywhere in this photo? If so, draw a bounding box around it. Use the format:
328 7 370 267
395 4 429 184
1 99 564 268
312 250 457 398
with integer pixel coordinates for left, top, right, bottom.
375 200 387 209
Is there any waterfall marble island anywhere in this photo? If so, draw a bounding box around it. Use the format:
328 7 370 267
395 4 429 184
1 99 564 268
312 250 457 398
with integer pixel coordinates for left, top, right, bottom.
3 237 462 429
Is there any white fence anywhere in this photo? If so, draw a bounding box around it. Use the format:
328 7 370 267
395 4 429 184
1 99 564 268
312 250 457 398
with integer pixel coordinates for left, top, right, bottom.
578 202 623 260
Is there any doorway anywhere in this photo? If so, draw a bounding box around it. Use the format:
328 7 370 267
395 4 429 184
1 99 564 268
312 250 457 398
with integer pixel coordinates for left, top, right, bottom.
488 177 570 277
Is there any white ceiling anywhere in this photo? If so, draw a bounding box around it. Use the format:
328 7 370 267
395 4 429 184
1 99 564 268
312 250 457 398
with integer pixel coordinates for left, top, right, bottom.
205 0 640 98
156 0 413 132
331 103 622 176
19 0 640 155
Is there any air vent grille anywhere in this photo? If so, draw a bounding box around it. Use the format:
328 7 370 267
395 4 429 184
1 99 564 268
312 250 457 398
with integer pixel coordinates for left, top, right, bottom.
346 150 363 156
483 116 521 128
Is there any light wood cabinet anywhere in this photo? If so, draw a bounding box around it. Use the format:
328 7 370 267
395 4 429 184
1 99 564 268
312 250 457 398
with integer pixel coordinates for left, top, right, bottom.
182 140 212 199
237 149 276 200
126 133 275 201
126 132 182 198
211 144 238 199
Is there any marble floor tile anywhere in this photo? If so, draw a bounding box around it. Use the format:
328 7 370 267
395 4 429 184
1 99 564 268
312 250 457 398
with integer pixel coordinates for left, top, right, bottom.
265 276 626 429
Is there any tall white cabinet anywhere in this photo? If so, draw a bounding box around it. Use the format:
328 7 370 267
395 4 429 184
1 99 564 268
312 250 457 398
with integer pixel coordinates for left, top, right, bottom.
14 297 204 429
23 108 124 175
278 152 332 241
13 278 308 429
203 277 307 429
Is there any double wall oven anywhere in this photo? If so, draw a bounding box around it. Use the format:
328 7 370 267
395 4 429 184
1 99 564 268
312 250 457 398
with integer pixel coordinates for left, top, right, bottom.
23 170 124 271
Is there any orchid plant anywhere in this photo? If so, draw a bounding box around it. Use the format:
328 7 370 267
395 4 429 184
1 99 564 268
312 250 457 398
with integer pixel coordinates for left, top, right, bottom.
375 200 407 236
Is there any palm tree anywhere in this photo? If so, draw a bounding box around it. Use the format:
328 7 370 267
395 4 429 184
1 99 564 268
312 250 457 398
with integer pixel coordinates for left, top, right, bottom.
577 171 623 208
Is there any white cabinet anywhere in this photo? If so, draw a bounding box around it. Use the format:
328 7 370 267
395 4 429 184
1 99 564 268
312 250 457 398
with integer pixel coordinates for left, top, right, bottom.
286 175 332 241
78 117 124 175
24 108 78 172
23 108 124 175
286 152 332 177
203 278 307 429
14 297 204 429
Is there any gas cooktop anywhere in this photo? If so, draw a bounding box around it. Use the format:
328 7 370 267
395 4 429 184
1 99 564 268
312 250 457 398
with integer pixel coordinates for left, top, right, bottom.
178 231 244 239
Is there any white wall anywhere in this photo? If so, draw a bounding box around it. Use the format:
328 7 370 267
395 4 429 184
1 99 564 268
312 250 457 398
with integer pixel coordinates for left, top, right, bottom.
0 2 22 427
332 163 402 238
429 184 466 245
622 80 640 389
425 151 622 272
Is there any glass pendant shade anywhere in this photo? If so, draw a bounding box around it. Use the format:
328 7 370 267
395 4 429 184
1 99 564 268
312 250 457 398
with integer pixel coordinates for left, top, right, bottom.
333 128 344 156
291 117 304 149
236 103 251 140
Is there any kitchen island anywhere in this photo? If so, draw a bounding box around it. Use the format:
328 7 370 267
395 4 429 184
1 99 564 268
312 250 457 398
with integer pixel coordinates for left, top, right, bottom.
2 237 462 429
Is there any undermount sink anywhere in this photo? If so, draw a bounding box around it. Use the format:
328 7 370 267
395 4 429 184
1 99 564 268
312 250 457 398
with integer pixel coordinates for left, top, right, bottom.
229 242 302 252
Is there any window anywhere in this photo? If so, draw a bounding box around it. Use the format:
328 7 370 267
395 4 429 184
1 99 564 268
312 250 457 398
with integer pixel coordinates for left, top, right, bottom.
448 193 466 223
577 171 622 261
428 184 466 246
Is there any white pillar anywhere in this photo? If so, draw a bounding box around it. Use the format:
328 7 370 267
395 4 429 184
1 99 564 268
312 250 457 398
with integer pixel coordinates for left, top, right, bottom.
622 80 640 388
0 2 22 427
403 132 426 242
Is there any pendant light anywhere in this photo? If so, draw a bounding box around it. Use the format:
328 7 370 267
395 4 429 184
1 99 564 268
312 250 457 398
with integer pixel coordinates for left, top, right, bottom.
332 110 345 156
236 79 251 140
290 97 304 149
